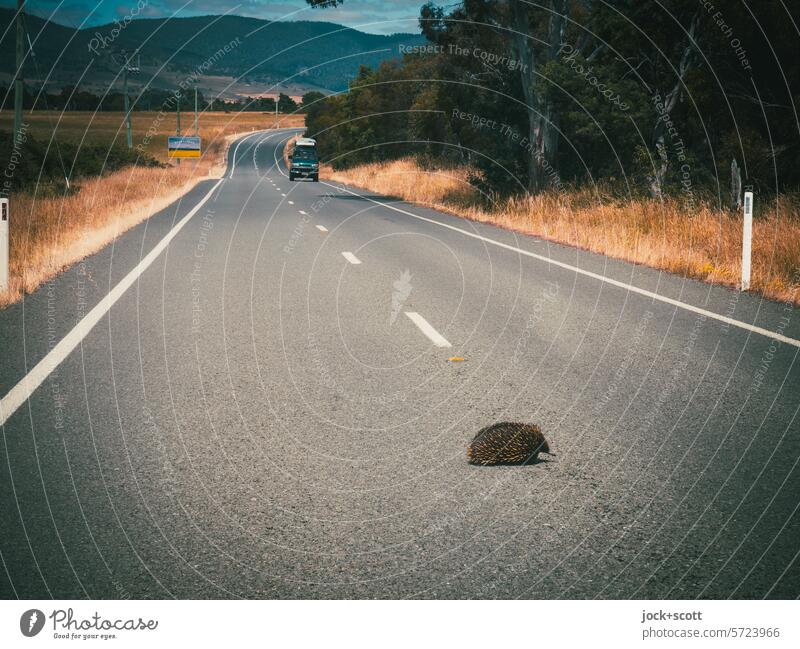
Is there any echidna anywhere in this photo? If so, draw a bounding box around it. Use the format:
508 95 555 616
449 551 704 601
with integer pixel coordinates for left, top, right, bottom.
467 422 551 465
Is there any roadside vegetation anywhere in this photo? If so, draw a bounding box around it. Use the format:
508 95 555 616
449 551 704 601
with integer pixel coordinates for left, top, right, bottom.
0 111 304 308
307 0 800 305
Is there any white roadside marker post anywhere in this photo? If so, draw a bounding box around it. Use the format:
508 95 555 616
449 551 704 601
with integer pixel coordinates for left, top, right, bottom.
0 198 8 291
741 190 753 291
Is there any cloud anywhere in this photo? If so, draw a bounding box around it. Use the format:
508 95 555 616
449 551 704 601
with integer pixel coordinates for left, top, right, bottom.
2 0 424 34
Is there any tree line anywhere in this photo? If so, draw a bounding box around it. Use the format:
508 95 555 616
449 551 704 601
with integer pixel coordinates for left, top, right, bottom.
304 0 799 203
0 86 323 115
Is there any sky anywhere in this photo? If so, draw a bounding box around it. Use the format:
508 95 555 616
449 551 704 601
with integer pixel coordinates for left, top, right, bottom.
1 0 426 34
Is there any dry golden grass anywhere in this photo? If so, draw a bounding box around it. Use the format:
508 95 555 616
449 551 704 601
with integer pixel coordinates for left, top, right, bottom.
0 111 304 308
325 158 800 305
0 110 304 161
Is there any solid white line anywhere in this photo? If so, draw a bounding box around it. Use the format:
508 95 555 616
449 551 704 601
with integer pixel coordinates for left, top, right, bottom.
322 181 800 349
341 252 361 265
316 225 328 232
405 312 452 348
0 179 225 427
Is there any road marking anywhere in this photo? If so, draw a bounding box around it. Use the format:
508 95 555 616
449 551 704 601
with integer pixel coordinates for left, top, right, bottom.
281 193 287 197
341 252 361 265
288 200 294 205
322 182 800 349
229 130 270 179
316 225 328 232
0 179 226 427
299 210 307 215
406 312 452 348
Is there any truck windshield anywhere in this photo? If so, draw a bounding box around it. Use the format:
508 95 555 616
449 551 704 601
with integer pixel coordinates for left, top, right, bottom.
294 147 317 161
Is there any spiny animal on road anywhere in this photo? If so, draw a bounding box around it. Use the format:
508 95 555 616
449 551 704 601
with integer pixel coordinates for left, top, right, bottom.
467 422 552 465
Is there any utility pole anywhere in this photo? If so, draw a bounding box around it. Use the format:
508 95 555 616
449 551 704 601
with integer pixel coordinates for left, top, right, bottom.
175 90 181 165
114 49 138 149
13 0 25 146
194 85 199 136
122 62 132 149
275 93 278 127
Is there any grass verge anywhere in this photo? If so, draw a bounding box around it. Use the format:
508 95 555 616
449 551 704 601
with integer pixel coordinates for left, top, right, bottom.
323 158 800 306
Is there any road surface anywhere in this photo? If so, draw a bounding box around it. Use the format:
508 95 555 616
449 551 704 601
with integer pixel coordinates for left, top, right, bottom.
1 129 799 598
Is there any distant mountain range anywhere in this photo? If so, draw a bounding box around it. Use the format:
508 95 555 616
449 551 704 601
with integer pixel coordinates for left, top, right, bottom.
0 10 426 97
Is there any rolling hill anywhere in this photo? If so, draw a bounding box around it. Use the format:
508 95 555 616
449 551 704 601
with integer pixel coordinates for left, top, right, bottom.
0 10 427 96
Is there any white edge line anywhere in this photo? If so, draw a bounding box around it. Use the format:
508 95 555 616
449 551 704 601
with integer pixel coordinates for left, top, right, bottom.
341 252 361 265
2 128 294 425
322 181 800 349
0 178 225 427
405 312 452 348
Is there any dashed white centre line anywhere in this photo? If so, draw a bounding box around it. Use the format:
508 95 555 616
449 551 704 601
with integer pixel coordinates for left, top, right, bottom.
316 225 328 232
299 210 307 215
405 312 452 348
341 252 361 265
288 200 294 205
281 193 287 197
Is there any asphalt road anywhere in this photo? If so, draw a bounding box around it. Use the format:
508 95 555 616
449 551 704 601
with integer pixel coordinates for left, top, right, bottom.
1 129 798 599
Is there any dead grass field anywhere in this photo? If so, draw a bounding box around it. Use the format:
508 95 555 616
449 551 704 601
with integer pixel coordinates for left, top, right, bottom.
0 111 304 308
325 158 800 306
